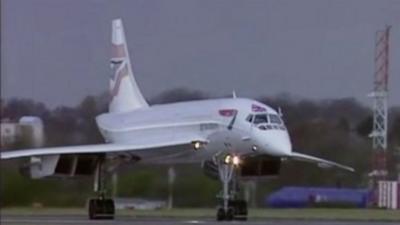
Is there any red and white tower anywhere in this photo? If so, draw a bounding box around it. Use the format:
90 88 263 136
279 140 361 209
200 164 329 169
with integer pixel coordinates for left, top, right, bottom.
369 26 391 182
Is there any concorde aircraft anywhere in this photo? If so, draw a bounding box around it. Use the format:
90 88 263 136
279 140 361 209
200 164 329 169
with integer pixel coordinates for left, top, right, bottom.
0 19 354 221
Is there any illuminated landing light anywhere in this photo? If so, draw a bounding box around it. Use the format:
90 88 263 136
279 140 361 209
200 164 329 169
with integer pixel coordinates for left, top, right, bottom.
251 145 258 152
224 155 232 164
232 156 240 166
192 141 204 151
223 154 240 166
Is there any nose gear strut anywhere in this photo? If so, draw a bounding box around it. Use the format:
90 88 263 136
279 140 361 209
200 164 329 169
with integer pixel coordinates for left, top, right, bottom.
216 155 248 221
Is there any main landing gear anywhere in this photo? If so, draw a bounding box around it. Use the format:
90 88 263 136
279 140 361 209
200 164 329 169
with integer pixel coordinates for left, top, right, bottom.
216 155 248 221
88 158 115 220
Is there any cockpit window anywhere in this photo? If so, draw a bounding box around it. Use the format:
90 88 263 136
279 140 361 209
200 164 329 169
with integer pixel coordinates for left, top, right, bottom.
245 115 253 123
254 114 269 124
247 113 285 130
269 114 282 124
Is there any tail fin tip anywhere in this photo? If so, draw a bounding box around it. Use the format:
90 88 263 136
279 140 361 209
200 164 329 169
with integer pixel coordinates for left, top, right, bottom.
112 19 124 45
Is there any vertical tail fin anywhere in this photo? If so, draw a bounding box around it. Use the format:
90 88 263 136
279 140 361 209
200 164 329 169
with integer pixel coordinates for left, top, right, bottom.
109 18 148 113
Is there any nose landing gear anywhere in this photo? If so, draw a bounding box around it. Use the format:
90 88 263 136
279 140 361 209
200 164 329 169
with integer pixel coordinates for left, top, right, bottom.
216 155 248 221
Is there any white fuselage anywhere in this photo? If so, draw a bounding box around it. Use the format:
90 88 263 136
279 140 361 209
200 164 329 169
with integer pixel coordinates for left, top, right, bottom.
96 98 292 163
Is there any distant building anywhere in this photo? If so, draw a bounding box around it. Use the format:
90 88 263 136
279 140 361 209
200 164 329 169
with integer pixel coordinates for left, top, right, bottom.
0 117 44 149
0 120 19 147
19 116 45 148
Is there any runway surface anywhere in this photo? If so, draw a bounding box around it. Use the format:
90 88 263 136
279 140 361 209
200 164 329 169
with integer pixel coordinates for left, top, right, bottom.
1 215 398 225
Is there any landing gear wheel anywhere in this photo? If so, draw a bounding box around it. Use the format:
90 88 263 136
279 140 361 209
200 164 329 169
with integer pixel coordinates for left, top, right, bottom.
216 207 225 221
88 199 97 220
226 207 234 221
88 198 115 220
88 157 115 220
232 200 248 221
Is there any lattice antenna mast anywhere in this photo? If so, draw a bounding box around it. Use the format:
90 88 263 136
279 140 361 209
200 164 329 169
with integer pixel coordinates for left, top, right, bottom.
369 26 391 176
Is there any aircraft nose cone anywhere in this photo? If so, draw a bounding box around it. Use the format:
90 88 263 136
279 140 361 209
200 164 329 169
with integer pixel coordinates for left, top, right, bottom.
264 131 292 156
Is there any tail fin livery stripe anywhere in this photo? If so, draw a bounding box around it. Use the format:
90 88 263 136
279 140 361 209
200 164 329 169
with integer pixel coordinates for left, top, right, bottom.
111 43 126 60
110 61 129 97
109 18 149 113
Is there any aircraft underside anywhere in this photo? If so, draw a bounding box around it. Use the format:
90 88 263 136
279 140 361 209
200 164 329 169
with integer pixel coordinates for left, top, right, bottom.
20 150 281 221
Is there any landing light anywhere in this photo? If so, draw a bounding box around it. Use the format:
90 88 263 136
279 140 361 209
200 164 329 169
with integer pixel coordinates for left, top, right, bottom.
192 141 202 150
251 145 258 152
232 156 240 166
224 155 232 164
224 155 240 166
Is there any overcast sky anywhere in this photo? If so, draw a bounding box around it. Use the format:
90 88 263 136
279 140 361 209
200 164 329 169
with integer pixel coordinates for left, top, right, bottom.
2 0 400 108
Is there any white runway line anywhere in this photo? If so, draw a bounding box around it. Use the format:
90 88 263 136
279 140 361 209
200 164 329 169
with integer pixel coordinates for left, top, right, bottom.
184 220 205 224
2 219 89 224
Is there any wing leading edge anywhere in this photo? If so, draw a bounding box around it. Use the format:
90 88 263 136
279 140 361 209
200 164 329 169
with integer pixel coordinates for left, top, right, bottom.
290 151 354 172
0 137 207 160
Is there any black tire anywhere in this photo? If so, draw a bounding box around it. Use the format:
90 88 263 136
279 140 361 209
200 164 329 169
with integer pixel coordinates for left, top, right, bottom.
105 199 115 220
228 199 248 219
88 198 115 220
226 207 234 221
88 199 96 220
238 200 248 215
216 208 225 221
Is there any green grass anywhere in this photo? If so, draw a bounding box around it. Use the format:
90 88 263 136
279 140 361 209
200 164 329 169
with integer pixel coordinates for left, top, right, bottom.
1 208 400 221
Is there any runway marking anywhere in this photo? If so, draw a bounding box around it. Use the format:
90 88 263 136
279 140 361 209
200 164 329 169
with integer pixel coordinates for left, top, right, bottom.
3 219 85 224
184 220 205 224
3 218 208 225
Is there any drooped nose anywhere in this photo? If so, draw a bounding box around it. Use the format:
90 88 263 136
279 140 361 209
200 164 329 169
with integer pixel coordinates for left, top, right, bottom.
263 131 292 156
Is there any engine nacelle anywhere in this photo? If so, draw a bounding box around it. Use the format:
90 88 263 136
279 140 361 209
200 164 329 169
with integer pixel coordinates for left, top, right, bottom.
20 154 100 179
